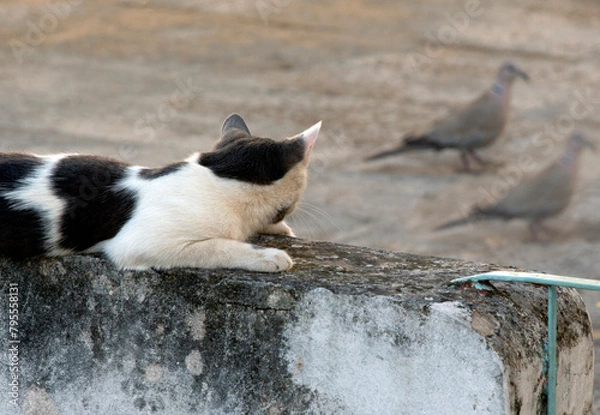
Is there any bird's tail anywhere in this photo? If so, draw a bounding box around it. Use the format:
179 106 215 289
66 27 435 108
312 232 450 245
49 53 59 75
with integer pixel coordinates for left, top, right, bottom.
435 207 487 231
364 146 409 161
435 216 475 231
364 135 443 162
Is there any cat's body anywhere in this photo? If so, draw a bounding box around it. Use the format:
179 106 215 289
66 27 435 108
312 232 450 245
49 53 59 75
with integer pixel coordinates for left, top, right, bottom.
0 114 320 272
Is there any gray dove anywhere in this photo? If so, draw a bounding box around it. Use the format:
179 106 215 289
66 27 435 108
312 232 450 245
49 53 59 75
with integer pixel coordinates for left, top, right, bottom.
366 61 529 171
436 132 595 239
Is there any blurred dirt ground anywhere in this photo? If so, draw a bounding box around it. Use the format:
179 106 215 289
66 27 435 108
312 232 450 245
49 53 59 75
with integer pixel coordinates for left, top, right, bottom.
1 0 600 411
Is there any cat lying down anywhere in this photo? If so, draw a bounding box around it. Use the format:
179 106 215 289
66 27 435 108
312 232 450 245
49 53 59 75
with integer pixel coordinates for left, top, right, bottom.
0 114 321 272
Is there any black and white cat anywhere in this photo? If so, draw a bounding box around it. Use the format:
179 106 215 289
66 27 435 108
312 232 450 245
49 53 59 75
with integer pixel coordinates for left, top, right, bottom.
0 114 321 272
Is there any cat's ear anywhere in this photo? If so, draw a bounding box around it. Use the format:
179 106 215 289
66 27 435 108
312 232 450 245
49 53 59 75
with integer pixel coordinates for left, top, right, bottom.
221 114 251 139
291 121 321 164
214 114 253 150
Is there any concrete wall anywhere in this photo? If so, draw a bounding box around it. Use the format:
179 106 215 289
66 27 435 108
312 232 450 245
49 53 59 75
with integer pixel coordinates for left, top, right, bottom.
0 236 593 414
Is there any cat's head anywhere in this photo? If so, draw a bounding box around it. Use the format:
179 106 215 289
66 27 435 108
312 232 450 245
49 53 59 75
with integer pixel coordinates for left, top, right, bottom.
199 114 321 219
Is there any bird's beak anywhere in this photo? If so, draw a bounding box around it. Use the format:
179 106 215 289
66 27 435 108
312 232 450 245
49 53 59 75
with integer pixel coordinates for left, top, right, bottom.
584 138 597 152
573 132 597 152
517 69 530 82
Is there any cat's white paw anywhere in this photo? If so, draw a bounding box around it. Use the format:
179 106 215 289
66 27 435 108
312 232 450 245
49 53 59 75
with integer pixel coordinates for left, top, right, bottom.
249 247 293 272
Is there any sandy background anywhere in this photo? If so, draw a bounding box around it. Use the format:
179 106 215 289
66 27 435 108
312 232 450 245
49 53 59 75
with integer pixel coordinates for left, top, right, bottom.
1 0 599 410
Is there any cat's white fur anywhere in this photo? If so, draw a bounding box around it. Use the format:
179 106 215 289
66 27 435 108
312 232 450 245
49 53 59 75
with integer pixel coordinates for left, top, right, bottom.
104 158 306 271
5 121 320 272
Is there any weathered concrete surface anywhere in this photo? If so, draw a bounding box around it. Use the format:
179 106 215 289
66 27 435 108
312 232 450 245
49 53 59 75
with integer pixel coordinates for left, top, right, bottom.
0 236 593 414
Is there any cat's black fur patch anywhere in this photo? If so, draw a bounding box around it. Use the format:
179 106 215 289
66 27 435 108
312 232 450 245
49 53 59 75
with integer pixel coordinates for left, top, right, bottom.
215 130 251 150
0 200 46 258
0 153 44 190
0 153 47 258
200 137 305 185
139 162 186 180
51 155 136 251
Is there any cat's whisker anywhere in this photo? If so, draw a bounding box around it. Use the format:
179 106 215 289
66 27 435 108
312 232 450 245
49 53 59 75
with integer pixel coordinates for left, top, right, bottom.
288 202 338 240
300 203 338 226
310 210 339 235
290 214 320 240
301 203 339 229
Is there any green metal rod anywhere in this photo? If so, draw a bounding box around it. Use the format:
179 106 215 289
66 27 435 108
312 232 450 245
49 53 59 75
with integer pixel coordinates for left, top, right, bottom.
452 271 600 291
547 285 558 415
450 270 600 415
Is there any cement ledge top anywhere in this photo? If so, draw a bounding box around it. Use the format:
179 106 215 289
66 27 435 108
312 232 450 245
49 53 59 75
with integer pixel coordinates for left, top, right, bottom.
0 235 525 309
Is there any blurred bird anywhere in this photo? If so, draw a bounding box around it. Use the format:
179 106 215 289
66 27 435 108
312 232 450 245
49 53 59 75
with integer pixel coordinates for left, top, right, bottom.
436 132 595 240
365 61 529 171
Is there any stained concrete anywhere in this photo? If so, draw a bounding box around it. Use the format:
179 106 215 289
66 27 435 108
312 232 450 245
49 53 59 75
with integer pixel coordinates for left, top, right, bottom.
0 236 593 414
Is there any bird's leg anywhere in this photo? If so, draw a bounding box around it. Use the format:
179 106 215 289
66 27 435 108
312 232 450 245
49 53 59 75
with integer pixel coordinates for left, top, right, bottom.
528 221 541 241
528 220 553 241
537 220 555 235
460 151 473 172
469 149 504 167
469 150 491 165
459 151 485 174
